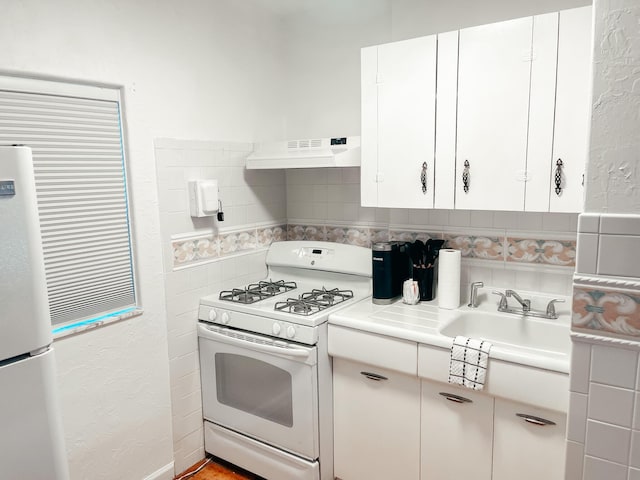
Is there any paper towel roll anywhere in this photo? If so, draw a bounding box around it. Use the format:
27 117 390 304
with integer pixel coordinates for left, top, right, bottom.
437 249 461 310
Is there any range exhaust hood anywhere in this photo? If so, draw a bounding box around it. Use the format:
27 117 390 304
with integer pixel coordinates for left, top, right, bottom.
246 136 360 169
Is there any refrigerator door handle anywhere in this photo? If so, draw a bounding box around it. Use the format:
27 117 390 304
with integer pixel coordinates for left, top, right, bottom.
30 345 51 356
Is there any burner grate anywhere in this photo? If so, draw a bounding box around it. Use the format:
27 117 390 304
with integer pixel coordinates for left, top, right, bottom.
219 279 297 304
274 287 354 316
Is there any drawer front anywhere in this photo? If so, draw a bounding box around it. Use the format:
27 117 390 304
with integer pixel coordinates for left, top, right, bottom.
328 324 418 375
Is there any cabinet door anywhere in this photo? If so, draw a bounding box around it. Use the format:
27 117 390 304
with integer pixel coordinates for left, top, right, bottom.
333 358 420 480
361 45 379 207
492 398 567 480
360 36 437 208
455 17 533 210
524 12 559 212
548 6 592 213
421 380 493 480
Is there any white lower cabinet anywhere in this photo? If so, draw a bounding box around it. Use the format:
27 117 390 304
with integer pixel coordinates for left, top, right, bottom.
421 379 494 480
333 358 421 480
330 328 568 480
492 398 567 480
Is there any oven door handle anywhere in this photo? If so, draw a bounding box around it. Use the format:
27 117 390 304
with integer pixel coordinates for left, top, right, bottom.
199 325 314 360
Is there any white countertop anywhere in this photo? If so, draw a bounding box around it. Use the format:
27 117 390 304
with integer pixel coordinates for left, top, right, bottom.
328 295 571 374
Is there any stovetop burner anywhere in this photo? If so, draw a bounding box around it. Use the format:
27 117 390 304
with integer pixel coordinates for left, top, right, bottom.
219 280 297 304
274 287 354 316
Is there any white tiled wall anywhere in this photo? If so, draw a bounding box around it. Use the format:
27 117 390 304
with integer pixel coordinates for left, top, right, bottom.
287 167 579 298
577 213 640 278
567 339 640 480
154 139 286 473
570 212 640 479
155 139 286 266
164 251 268 472
158 155 578 473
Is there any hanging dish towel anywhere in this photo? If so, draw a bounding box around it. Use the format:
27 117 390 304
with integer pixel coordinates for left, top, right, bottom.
448 336 492 390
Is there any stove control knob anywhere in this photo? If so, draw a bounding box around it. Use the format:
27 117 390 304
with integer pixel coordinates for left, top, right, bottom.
272 323 281 336
208 309 217 322
286 326 296 339
221 312 230 324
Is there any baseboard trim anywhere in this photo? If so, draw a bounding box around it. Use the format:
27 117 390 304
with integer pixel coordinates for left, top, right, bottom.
143 461 175 480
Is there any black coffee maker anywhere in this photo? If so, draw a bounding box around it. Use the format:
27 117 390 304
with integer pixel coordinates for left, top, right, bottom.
371 242 412 304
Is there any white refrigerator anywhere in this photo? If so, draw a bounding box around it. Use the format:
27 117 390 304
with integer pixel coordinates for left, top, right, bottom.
0 146 69 479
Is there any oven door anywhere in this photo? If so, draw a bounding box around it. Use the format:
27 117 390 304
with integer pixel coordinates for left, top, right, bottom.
198 323 319 460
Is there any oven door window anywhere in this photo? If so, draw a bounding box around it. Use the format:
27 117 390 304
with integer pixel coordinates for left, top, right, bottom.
215 353 293 427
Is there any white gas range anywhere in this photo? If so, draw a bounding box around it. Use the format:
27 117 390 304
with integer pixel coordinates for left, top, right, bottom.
197 241 371 480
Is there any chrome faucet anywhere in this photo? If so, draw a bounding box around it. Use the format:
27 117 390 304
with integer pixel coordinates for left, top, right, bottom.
492 290 508 310
545 299 565 319
468 281 484 308
505 290 531 312
492 289 565 319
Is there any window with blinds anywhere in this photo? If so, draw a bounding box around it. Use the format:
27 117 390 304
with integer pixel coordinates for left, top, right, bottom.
0 77 137 329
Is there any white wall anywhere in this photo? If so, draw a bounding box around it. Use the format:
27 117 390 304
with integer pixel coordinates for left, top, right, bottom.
155 139 286 473
585 0 640 213
279 0 391 139
391 0 591 41
0 1 285 478
281 0 591 140
566 0 640 478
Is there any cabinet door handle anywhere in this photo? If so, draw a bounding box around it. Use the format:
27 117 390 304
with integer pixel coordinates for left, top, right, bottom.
462 160 470 193
360 371 388 381
516 413 556 426
439 392 473 404
554 159 563 196
421 161 428 194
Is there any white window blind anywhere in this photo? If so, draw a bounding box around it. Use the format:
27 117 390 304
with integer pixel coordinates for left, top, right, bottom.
0 78 136 327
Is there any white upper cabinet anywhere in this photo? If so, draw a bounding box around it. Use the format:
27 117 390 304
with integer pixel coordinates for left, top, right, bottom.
524 13 561 212
549 6 592 213
455 16 534 211
360 6 592 213
361 35 438 208
526 6 592 212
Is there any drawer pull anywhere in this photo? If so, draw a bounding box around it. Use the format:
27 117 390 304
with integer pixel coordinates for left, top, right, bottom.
361 371 388 381
439 392 472 404
516 413 556 426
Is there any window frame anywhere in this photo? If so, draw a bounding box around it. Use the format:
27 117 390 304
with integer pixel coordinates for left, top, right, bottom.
0 74 142 337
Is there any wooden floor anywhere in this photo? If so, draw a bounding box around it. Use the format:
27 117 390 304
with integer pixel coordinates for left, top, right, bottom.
178 458 263 480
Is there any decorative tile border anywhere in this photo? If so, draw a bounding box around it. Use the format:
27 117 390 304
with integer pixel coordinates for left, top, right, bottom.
287 224 326 241
326 225 371 247
444 233 503 260
284 223 576 268
389 230 438 243
506 238 576 267
572 275 640 338
171 222 577 270
171 224 285 268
